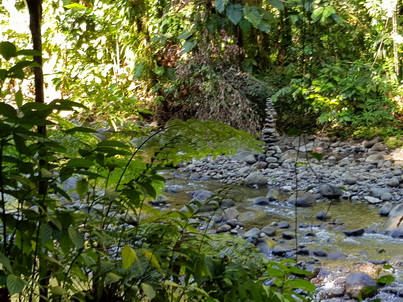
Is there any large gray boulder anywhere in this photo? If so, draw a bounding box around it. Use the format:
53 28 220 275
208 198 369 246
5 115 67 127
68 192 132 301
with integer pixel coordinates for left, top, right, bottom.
320 184 343 198
244 172 267 187
345 272 377 299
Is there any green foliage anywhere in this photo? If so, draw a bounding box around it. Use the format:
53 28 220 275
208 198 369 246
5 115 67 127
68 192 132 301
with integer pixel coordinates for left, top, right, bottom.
273 60 402 131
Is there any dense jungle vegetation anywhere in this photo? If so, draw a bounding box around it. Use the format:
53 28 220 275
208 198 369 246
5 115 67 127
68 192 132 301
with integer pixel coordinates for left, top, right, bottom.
0 0 402 300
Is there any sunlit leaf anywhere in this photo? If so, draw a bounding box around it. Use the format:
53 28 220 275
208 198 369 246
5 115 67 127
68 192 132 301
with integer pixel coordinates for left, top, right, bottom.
288 279 316 292
122 245 138 269
141 283 156 299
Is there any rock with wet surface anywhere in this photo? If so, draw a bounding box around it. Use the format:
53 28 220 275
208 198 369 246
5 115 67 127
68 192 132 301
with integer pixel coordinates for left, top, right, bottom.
320 184 343 198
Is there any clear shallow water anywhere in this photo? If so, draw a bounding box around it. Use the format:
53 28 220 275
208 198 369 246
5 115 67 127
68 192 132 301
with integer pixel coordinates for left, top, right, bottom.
163 174 403 281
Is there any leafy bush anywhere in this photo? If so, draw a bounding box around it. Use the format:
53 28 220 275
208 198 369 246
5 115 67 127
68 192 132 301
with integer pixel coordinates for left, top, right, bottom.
273 60 401 132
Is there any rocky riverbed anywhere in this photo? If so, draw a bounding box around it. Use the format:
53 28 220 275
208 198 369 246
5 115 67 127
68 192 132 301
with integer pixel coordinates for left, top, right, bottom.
157 135 403 301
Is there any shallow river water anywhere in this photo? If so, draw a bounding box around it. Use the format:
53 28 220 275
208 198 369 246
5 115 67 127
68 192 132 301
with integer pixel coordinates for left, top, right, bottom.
163 173 403 285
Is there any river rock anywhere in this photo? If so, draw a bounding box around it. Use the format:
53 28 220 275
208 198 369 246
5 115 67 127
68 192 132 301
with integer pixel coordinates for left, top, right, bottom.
216 224 232 233
387 178 401 187
282 232 295 240
365 154 385 164
223 207 239 220
272 245 293 256
244 171 267 187
313 250 327 257
327 251 347 260
231 151 257 163
243 227 261 238
343 228 365 237
345 272 378 299
278 221 290 229
364 196 382 204
189 189 214 200
320 184 343 198
253 196 270 206
220 198 236 208
244 154 257 164
371 142 386 152
369 187 389 198
316 210 331 221
390 229 403 238
261 226 276 236
267 188 281 201
378 203 392 216
389 203 403 217
363 138 379 148
287 191 316 207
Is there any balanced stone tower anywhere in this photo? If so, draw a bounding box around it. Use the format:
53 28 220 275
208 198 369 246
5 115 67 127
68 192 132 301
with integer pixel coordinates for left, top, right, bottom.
261 98 283 168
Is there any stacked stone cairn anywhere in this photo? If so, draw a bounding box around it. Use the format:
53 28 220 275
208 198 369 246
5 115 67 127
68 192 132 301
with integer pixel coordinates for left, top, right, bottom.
261 98 283 168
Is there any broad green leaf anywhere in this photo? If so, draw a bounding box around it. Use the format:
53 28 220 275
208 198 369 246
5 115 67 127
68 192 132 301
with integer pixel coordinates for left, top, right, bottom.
16 49 41 56
0 252 13 272
66 158 94 168
377 275 395 284
215 0 228 13
322 6 336 19
76 179 88 200
104 272 121 285
226 4 243 25
40 223 54 243
0 42 17 60
257 21 270 33
288 279 316 292
0 103 17 118
266 0 284 10
311 7 324 23
6 275 25 295
183 40 197 53
141 283 156 299
51 286 66 295
178 30 194 40
243 6 262 28
15 90 23 108
68 226 84 249
142 249 161 272
122 245 138 269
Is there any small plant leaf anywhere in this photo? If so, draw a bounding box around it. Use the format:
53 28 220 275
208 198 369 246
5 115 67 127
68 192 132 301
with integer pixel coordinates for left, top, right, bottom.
104 272 121 285
288 279 316 292
377 275 395 284
0 42 17 60
76 179 88 200
6 275 25 295
141 283 156 299
122 245 138 269
226 4 243 25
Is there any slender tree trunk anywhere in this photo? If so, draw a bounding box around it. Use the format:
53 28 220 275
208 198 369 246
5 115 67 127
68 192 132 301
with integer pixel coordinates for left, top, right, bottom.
26 1 50 301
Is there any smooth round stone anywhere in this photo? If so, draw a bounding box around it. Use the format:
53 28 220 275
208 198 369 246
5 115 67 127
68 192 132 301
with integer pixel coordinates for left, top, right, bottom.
216 224 231 233
261 226 276 236
278 221 290 229
253 196 270 206
313 250 327 257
